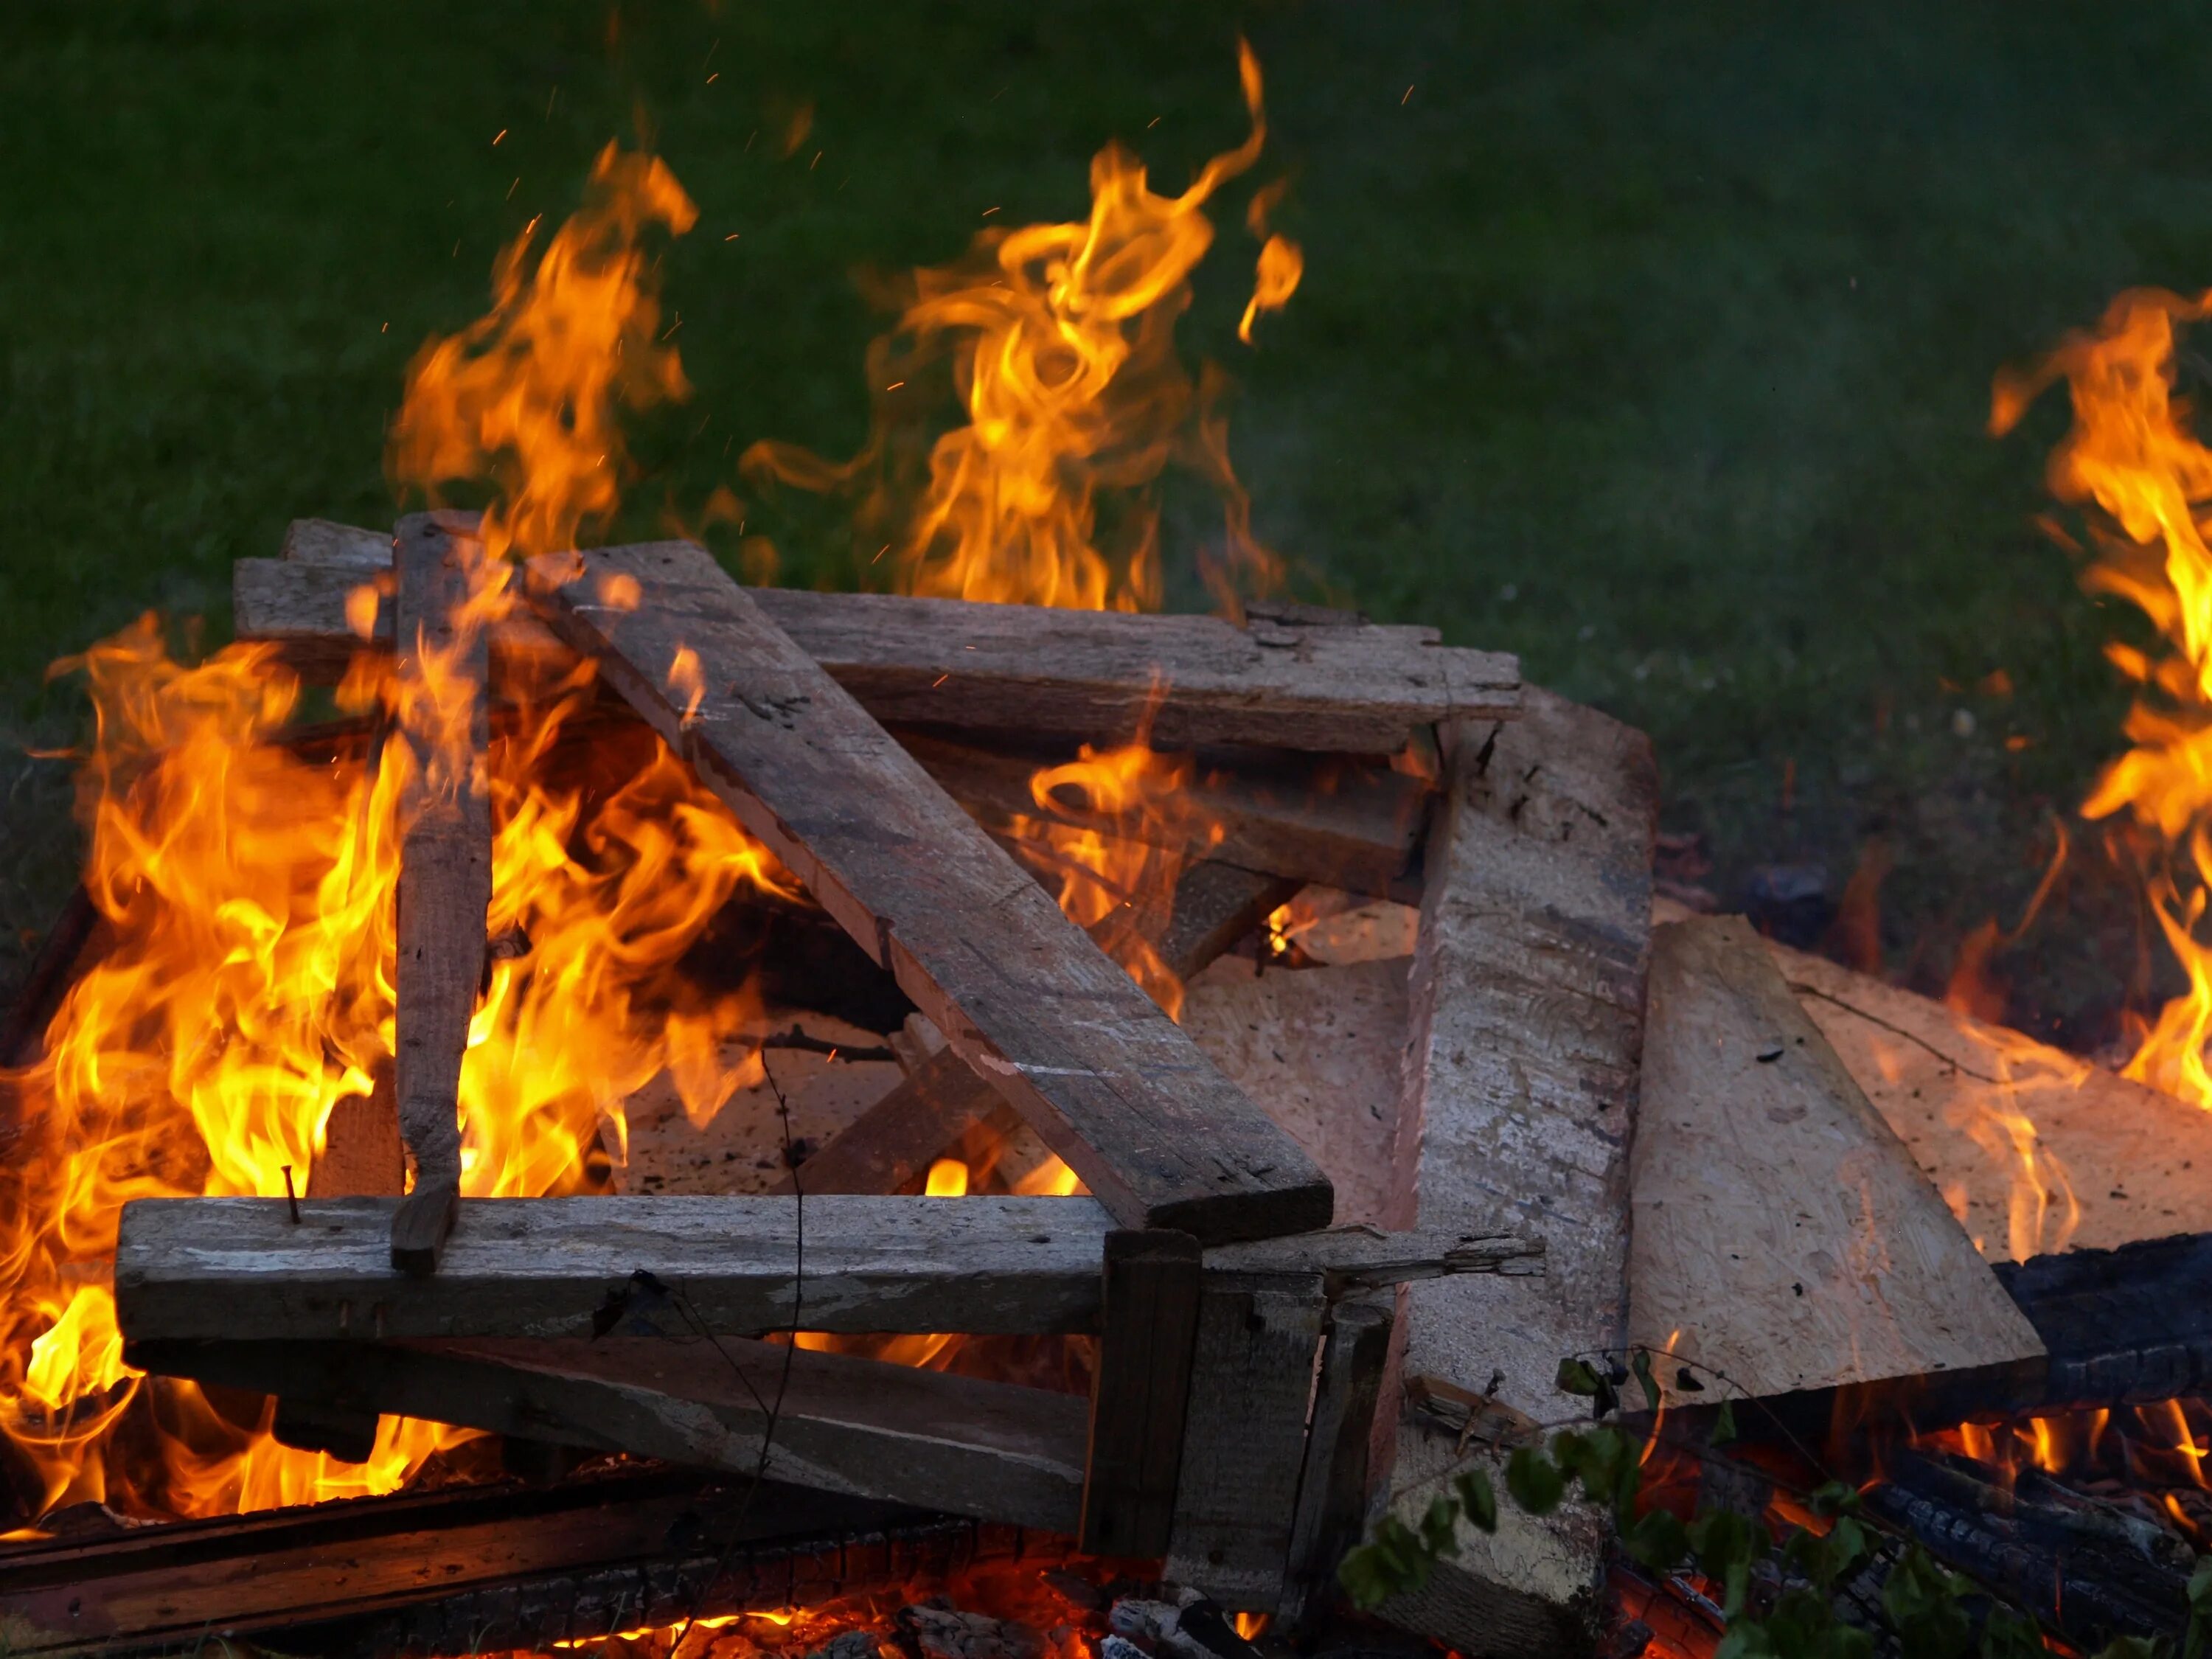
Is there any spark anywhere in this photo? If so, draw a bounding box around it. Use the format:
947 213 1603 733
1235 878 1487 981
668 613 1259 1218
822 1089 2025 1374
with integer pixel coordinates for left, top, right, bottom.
884 381 905 392
1402 84 1415 104
931 673 950 689
493 128 507 146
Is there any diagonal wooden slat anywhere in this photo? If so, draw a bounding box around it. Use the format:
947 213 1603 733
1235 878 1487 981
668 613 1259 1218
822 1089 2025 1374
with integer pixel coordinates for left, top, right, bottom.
523 541 1334 1245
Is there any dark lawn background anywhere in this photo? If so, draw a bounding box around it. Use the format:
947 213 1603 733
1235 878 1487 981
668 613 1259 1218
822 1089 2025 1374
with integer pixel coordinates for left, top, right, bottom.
1 0 2201 1043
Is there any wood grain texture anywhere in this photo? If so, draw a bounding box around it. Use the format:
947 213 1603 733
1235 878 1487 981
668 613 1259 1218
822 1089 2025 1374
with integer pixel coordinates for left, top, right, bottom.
1081 1230 1204 1557
1630 916 2045 1405
793 860 1293 1200
133 1334 1087 1532
243 526 1521 751
389 512 490 1275
903 731 1430 901
524 540 1331 1245
114 1194 1115 1340
307 1061 403 1197
1166 1269 1327 1610
1282 1297 1394 1623
1379 685 1657 1658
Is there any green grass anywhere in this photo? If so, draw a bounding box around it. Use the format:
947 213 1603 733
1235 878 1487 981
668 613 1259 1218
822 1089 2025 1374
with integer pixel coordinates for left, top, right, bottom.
2 0 2206 1037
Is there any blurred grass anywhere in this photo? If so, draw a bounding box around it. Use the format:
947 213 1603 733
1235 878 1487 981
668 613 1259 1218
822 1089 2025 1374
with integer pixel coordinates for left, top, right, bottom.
1 0 2205 1038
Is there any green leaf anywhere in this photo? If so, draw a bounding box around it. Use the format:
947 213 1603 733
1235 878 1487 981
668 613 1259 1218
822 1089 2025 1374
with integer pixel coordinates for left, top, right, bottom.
1505 1445 1566 1515
1880 1544 1972 1659
1418 1492 1461 1559
2090 1641 2173 1659
1632 1348 1663 1414
1688 1507 1763 1582
1712 1397 1739 1446
1452 1468 1498 1534
1979 1607 2048 1659
1807 1480 1863 1519
1621 1507 1688 1571
1556 1356 1602 1397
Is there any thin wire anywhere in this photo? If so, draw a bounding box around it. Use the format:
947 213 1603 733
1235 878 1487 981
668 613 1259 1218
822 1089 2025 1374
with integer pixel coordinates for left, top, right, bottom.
664 1043 807 1658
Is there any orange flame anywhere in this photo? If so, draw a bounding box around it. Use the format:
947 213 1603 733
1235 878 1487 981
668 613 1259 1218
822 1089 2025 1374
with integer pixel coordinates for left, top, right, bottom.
1994 288 2212 1106
743 41 1293 615
0 148 803 1521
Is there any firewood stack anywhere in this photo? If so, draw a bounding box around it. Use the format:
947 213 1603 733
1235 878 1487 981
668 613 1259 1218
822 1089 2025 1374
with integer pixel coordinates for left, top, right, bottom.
46 513 2212 1655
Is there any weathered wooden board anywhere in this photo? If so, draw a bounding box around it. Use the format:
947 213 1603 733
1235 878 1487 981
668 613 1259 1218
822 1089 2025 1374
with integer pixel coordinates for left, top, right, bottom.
1166 1269 1327 1609
1282 1297 1395 1622
114 1192 1535 1343
904 731 1429 901
1081 1230 1204 1557
131 1333 1088 1532
793 859 1295 1200
115 1194 1115 1340
524 540 1332 1245
307 1061 403 1198
1630 915 2045 1405
1379 686 1657 1658
243 521 1523 751
389 512 490 1275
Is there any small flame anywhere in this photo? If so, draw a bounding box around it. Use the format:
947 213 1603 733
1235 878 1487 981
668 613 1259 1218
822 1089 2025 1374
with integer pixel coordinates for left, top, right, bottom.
744 41 1293 615
925 1157 970 1198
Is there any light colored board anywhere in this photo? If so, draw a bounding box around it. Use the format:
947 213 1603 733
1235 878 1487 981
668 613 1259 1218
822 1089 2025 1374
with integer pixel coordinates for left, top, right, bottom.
1180 956 1411 1228
244 526 1523 751
389 512 491 1273
1629 915 2045 1405
1165 1270 1327 1610
902 731 1429 902
307 1062 403 1197
114 1194 1115 1340
132 1334 1087 1532
1378 686 1657 1659
524 540 1331 1245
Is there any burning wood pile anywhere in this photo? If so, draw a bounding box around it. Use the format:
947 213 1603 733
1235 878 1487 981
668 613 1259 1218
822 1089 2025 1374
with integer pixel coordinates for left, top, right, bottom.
20 41 2212 1659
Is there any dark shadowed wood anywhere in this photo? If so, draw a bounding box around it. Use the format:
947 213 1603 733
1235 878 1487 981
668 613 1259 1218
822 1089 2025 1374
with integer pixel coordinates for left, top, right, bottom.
792 859 1295 1199
243 525 1521 752
1166 1267 1328 1609
1080 1229 1203 1557
389 512 490 1275
1283 1297 1395 1622
524 540 1331 1245
1377 686 1658 1658
115 1194 1115 1340
131 1334 1087 1532
905 731 1428 901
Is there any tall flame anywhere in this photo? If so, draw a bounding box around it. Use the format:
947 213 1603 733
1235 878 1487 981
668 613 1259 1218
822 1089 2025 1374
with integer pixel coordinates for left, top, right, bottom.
742 41 1298 615
1994 288 2212 1105
0 148 798 1521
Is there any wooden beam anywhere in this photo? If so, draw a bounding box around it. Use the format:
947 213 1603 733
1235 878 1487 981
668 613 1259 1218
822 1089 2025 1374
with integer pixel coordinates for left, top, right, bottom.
1377 686 1657 1658
116 1194 1116 1340
792 858 1296 1200
905 731 1427 901
388 512 491 1276
1166 1267 1328 1610
1629 916 2045 1405
130 1334 1088 1533
114 1195 1537 1343
241 524 1522 752
1079 1230 1205 1557
524 540 1332 1245
1282 1297 1395 1624
307 1059 403 1199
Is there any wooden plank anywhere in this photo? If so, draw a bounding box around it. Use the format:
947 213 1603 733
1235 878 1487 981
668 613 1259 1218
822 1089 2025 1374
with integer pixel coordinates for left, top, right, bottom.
1282 1297 1395 1624
114 1194 1116 1340
307 1060 404 1198
131 1334 1087 1533
1080 1230 1205 1556
524 540 1332 1245
791 859 1295 1199
905 730 1428 901
389 512 491 1275
1377 686 1657 1658
1165 1268 1327 1609
1211 1223 1542 1293
1628 915 2045 1405
242 526 1523 751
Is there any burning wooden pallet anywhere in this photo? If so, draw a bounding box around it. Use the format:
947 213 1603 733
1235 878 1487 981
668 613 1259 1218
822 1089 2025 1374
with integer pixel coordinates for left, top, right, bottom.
102 513 1543 1626
77 512 2196 1657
